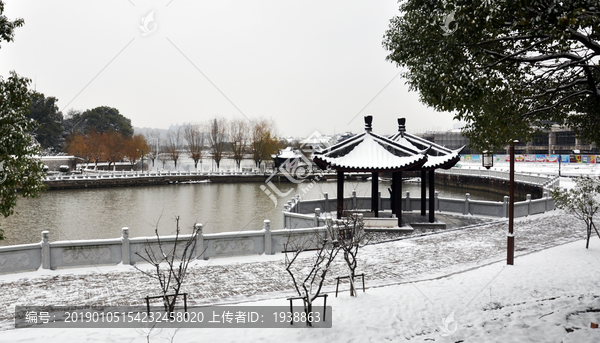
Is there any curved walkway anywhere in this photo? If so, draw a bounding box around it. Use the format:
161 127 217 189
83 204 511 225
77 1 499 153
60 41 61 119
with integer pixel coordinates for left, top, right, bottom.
0 210 583 329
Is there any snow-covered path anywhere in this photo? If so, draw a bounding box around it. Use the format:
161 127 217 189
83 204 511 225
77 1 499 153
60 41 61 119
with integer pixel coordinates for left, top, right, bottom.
1 210 598 342
0 212 582 321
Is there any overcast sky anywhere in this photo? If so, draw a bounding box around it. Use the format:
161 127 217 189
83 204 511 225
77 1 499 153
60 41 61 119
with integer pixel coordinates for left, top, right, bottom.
1 0 458 137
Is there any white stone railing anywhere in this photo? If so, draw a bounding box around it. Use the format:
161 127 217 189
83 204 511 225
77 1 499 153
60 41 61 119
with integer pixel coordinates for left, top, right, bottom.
282 190 556 229
0 221 327 274
437 168 558 188
44 170 269 181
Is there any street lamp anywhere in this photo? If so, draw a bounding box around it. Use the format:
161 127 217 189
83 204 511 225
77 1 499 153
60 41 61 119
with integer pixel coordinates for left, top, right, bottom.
507 140 518 265
482 150 493 169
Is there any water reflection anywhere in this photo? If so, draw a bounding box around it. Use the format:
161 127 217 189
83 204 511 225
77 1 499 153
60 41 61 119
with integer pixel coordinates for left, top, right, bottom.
0 180 518 246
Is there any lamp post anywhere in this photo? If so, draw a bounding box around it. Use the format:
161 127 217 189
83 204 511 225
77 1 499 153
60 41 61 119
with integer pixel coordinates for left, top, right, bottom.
507 140 518 265
482 150 493 169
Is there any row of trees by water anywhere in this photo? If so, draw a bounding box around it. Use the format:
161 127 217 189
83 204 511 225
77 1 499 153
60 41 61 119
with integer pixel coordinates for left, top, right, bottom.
142 117 280 171
64 117 281 172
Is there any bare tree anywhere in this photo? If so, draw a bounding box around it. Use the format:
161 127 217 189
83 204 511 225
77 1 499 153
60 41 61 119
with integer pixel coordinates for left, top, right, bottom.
166 127 182 169
206 117 227 170
134 216 202 317
183 123 205 171
327 213 370 296
144 130 161 168
284 228 339 325
251 118 278 169
229 118 248 171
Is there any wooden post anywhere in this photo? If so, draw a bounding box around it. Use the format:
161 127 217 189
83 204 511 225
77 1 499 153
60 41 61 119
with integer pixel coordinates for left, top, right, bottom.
371 172 379 217
337 171 344 219
394 172 403 227
421 170 427 216
428 170 435 223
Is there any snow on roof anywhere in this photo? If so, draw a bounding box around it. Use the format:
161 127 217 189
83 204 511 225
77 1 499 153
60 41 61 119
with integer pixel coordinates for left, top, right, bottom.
390 120 464 170
314 132 427 171
421 150 462 169
274 147 302 160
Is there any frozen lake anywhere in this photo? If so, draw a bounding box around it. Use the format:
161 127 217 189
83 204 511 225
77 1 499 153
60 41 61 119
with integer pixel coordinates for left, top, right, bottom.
0 178 514 246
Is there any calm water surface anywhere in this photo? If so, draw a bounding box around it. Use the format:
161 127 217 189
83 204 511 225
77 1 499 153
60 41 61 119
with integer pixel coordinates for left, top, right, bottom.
0 179 514 246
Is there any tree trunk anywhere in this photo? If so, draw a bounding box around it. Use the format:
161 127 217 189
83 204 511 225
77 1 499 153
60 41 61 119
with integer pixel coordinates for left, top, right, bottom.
586 222 592 249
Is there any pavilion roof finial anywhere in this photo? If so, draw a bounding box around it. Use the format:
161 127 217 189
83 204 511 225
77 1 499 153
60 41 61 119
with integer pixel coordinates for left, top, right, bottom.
364 115 373 132
398 118 406 137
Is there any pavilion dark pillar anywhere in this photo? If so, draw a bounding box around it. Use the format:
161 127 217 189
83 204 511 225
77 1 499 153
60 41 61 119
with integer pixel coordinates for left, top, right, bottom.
371 172 379 217
394 171 403 227
420 170 427 216
428 170 435 223
337 171 344 219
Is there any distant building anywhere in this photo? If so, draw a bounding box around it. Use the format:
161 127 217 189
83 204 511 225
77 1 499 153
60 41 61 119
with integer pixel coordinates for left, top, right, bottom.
40 156 80 172
414 124 598 155
416 131 473 154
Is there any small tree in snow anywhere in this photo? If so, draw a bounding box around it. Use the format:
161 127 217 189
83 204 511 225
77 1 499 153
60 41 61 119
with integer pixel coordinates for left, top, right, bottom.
552 176 600 249
284 228 339 325
134 216 202 317
327 213 370 296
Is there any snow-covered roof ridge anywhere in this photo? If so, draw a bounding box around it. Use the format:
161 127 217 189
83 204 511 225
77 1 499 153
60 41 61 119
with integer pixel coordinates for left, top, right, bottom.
389 118 464 170
313 116 430 173
314 133 427 171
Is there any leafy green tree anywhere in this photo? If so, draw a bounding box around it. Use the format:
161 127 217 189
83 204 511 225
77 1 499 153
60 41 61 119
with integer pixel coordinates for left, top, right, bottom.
383 0 600 151
62 109 86 137
27 91 64 152
0 73 46 224
79 106 133 137
552 177 600 249
0 0 47 239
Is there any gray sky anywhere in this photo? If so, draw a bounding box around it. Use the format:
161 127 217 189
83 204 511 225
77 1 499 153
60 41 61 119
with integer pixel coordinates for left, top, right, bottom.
1 0 457 137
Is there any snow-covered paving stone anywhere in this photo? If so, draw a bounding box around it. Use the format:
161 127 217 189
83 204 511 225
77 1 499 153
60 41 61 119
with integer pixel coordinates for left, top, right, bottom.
0 210 598 341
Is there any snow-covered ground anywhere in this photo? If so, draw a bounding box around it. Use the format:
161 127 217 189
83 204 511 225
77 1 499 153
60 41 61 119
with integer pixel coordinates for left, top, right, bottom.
457 159 600 178
0 209 598 342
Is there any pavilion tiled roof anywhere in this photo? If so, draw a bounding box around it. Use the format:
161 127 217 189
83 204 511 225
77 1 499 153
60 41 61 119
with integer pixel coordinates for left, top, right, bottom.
389 118 464 170
313 118 428 172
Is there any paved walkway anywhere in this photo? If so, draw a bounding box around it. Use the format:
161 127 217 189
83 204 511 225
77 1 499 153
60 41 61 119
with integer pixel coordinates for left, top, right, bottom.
0 211 583 328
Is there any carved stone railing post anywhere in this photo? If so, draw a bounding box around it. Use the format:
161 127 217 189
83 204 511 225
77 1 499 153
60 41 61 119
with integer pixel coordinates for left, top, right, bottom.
314 208 321 227
41 231 50 270
121 227 130 265
263 220 272 255
195 223 205 260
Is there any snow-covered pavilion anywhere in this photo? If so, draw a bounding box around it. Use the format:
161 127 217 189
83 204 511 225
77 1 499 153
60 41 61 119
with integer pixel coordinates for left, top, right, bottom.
313 116 428 226
390 118 464 223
